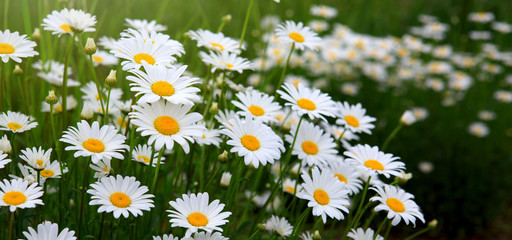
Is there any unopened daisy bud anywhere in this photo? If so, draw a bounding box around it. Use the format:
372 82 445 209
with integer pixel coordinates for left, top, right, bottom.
45 90 58 105
220 171 232 188
32 28 40 41
80 105 94 120
84 38 97 55
218 150 229 163
313 230 322 240
209 102 219 115
400 110 417 126
396 171 413 184
216 77 224 88
0 135 12 154
281 121 291 132
13 65 23 76
257 223 266 231
105 70 117 88
222 15 232 24
428 219 438 228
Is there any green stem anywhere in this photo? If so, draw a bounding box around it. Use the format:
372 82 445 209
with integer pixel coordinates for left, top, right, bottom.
98 212 106 240
61 35 75 131
403 226 432 240
104 87 112 125
150 148 165 193
381 123 403 151
3 0 9 29
246 228 261 240
239 0 255 49
88 55 106 123
374 218 389 239
0 62 5 111
8 211 14 240
290 207 312 237
342 176 371 239
274 43 295 98
78 158 91 238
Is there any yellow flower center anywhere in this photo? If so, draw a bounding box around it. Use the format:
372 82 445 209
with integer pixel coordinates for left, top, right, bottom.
117 117 127 129
386 198 405 213
40 169 55 178
56 106 63 112
225 63 234 69
248 105 265 116
334 173 348 183
344 115 360 127
154 116 179 135
151 81 175 97
187 212 208 227
138 155 151 163
313 189 329 205
0 43 15 54
209 42 224 51
364 160 384 171
134 53 156 65
60 24 72 33
92 55 104 63
289 32 305 43
110 192 131 208
296 98 316 111
301 141 319 155
83 139 105 153
36 159 44 168
103 166 109 172
284 186 295 194
7 122 22 131
241 135 260 151
3 191 27 206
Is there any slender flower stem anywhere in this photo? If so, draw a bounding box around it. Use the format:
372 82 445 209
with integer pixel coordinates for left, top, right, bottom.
342 176 371 239
104 87 112 125
0 62 5 111
150 148 165 193
8 211 14 240
403 226 432 240
88 55 106 124
382 123 404 151
98 212 106 240
290 207 312 237
239 0 255 49
78 158 91 238
374 218 389 239
61 35 75 131
274 43 295 98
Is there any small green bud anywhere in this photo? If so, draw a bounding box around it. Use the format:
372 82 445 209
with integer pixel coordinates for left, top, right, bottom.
84 38 97 55
45 90 58 105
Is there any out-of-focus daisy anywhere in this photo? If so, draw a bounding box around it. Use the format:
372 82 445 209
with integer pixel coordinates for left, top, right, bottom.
283 178 298 195
0 29 38 63
276 21 321 50
492 22 512 34
120 29 185 57
38 160 63 179
21 221 76 240
128 62 201 105
125 18 167 32
153 234 179 240
325 159 362 195
0 178 43 212
187 29 241 54
411 107 429 121
131 144 166 167
168 192 231 237
232 90 281 123
88 175 154 218
297 167 350 223
42 9 96 36
0 135 11 153
92 50 118 66
285 75 310 88
285 121 337 167
494 90 512 103
220 172 232 187
468 12 494 23
335 101 376 135
9 164 40 185
310 5 338 19
468 122 489 137
0 151 11 169
478 110 496 121
0 111 38 133
300 231 313 240
130 101 204 152
193 122 222 147
199 51 253 73
90 159 112 179
220 117 284 168
60 120 128 164
370 184 425 226
265 215 293 238
20 147 53 170
341 82 360 96
344 144 405 178
182 232 228 240
347 228 383 240
33 60 80 87
277 83 337 121
215 109 238 127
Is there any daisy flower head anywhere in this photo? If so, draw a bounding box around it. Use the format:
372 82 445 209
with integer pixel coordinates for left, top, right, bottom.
20 147 53 170
125 18 167 32
285 121 338 167
310 5 338 19
153 234 179 240
283 178 298 195
182 232 228 240
193 122 222 147
347 228 383 240
9 164 40 185
468 122 489 138
132 144 166 167
167 192 231 237
232 90 281 123
0 178 43 212
344 144 405 178
324 159 363 195
297 167 350 223
120 29 185 57
265 215 294 238
0 111 38 133
199 51 253 73
220 117 284 168
90 159 112 179
92 50 119 66
42 8 96 36
277 83 337 121
129 101 204 152
33 60 80 87
21 221 76 240
187 29 241 54
39 160 64 179
0 151 11 169
215 109 238 127
370 184 425 226
0 29 38 63
335 101 376 135
60 120 128 164
128 62 201 105
87 175 154 218
276 21 321 51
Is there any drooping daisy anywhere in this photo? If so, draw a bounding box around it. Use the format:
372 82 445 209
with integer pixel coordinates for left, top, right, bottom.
0 29 38 63
125 18 167 32
128 62 201 105
220 117 284 168
88 175 154 218
265 215 294 238
0 178 44 212
9 164 41 185
370 184 425 226
131 144 166 167
21 221 76 240
324 159 363 195
0 135 11 153
344 144 405 178
347 228 383 240
42 8 96 36
130 101 204 152
0 151 11 169
153 234 179 240
232 90 281 123
0 111 38 133
193 122 222 147
20 147 53 170
275 21 321 51
33 60 80 87
90 159 112 179
335 101 376 135
199 51 253 73
182 232 228 240
277 83 337 121
297 167 350 223
168 192 231 237
187 29 241 54
60 120 128 164
285 121 337 167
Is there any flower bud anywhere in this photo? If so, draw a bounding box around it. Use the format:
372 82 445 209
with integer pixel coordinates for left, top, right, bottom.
209 102 219 115
217 150 228 163
400 110 417 126
220 172 232 188
222 15 232 24
313 230 322 240
0 135 12 154
80 104 94 120
84 38 97 55
105 70 117 88
428 219 438 228
13 65 23 76
32 28 41 41
256 223 266 231
45 90 59 105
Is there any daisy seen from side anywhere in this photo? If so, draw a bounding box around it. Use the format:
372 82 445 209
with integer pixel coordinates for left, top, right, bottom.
187 29 241 54
20 147 53 170
347 228 383 240
199 51 253 73
131 144 166 167
265 215 294 238
21 221 76 240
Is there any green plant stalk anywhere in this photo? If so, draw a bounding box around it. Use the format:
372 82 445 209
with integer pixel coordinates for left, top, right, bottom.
290 207 312 237
239 0 255 49
61 35 75 131
98 212 106 240
274 43 295 98
104 87 112 125
88 55 107 124
3 0 9 29
381 122 403 151
342 176 371 239
374 218 389 239
78 157 91 238
16 75 30 115
0 62 5 111
403 225 432 240
8 211 14 240
150 148 165 193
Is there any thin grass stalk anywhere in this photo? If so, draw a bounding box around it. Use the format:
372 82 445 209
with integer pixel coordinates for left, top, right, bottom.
273 43 295 98
239 0 255 49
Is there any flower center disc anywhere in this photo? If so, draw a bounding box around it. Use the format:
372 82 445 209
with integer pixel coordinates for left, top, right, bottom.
188 212 208 227
284 186 295 194
138 155 151 163
151 81 175 97
289 32 305 43
301 141 319 155
3 191 27 205
110 192 131 208
7 122 22 131
134 53 156 65
248 105 265 116
313 189 330 205
41 169 55 178
154 116 179 135
364 160 384 171
334 174 348 183
59 24 72 33
92 55 104 63
0 43 15 54
209 42 224 52
386 198 405 212
225 63 234 69
297 98 316 111
83 139 105 153
241 135 260 151
36 159 44 168
345 115 360 127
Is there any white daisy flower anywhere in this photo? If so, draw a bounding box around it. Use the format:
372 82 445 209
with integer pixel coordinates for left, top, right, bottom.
347 228 383 240
344 144 405 178
265 215 293 238
193 122 222 147
0 29 38 63
0 178 44 212
125 18 167 32
0 134 11 153
220 117 284 168
199 51 253 73
9 163 41 185
182 232 228 240
41 96 78 113
468 122 489 138
21 221 76 240
310 5 338 19
20 147 53 170
277 83 337 121
275 21 321 51
153 234 179 240
42 8 96 36
285 121 337 167
90 159 112 179
0 111 38 133
0 151 11 169
87 175 154 218
120 28 184 57
33 60 80 87
92 50 119 66
283 178 298 195
215 109 238 127
168 192 231 237
232 90 281 123
60 120 128 164
324 159 363 195
297 167 350 223
128 62 201 105
39 160 64 179
187 29 241 54
335 101 376 135
370 184 425 226
300 231 313 240
132 144 166 167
